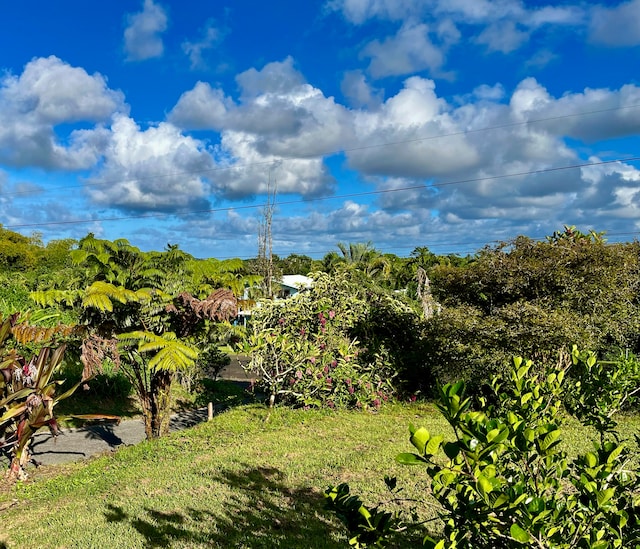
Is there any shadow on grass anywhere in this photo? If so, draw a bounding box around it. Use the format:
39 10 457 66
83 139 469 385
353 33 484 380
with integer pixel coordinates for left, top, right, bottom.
103 464 344 548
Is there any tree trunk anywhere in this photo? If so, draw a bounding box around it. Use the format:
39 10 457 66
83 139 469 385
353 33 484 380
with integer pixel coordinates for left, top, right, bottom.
146 370 173 439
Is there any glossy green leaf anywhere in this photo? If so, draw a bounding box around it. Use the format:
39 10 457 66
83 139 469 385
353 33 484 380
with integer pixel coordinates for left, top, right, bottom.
510 523 530 543
395 452 425 465
410 427 430 454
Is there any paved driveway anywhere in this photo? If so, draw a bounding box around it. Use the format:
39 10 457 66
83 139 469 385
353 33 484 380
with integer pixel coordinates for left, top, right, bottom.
22 355 256 467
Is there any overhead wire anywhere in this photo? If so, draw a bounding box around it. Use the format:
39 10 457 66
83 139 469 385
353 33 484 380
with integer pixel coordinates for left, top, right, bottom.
2 102 640 256
5 156 640 230
2 101 640 199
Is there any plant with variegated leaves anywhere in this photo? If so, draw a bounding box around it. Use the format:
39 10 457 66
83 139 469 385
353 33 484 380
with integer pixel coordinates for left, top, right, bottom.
0 315 117 481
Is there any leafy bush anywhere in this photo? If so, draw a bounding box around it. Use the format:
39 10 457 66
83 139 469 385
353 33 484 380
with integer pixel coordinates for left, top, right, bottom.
425 229 640 393
326 350 640 548
0 315 116 481
242 272 426 411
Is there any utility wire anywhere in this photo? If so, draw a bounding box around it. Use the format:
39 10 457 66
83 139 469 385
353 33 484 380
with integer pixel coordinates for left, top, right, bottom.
2 102 640 199
5 156 640 230
217 229 640 260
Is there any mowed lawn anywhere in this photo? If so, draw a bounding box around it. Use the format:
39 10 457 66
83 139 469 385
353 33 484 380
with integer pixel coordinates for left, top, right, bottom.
1 403 638 549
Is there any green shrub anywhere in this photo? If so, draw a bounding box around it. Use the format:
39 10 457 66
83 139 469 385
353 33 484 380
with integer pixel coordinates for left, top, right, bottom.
425 229 640 393
242 272 426 410
326 350 640 548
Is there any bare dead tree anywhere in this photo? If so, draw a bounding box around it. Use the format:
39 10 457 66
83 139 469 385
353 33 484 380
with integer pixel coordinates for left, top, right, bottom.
417 267 438 319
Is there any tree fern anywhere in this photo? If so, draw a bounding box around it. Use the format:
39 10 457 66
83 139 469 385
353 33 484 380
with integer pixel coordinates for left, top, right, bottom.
30 289 79 308
117 330 198 373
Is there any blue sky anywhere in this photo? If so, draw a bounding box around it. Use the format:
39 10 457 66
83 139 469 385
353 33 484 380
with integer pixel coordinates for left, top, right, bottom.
1 0 639 259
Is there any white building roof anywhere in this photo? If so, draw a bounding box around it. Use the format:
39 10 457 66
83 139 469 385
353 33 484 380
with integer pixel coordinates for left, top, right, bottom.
280 275 314 290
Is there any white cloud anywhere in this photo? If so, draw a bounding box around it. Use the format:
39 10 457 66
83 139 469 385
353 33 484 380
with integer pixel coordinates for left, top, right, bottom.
235 56 306 98
0 56 126 169
168 56 640 229
331 0 585 70
342 74 640 237
169 58 350 198
124 0 169 61
589 0 640 47
348 76 480 177
508 78 640 142
169 82 234 130
85 116 214 213
475 20 529 53
362 21 449 78
524 49 558 70
327 0 426 24
211 132 336 199
182 20 224 70
341 70 383 108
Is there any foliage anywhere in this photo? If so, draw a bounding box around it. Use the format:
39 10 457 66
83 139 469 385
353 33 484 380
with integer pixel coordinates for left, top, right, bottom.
0 315 115 481
31 236 239 439
242 271 425 411
565 347 640 442
325 481 400 549
425 227 640 392
0 227 39 272
326 351 640 548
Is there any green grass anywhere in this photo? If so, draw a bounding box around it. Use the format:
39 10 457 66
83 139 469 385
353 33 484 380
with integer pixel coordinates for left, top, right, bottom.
0 402 440 548
0 403 638 549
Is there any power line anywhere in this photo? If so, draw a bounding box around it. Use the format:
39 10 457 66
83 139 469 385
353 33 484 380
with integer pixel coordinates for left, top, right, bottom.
5 156 639 230
217 230 640 261
3 102 640 200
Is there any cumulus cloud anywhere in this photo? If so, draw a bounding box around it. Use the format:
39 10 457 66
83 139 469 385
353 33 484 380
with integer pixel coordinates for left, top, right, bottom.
124 0 168 61
167 52 640 235
335 73 640 244
182 20 224 70
235 56 306 98
0 56 126 169
341 70 383 108
330 0 584 75
211 132 336 199
589 0 640 47
168 82 234 130
85 116 214 213
169 58 351 198
362 21 449 78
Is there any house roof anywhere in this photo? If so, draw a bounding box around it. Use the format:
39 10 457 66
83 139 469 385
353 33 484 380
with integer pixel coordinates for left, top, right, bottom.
280 275 314 290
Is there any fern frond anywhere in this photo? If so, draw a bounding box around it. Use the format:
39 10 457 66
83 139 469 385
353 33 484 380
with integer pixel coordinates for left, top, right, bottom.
30 289 78 308
117 330 198 372
82 281 145 311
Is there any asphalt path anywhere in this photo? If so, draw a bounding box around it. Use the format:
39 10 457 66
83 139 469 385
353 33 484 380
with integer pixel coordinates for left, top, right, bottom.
24 356 256 468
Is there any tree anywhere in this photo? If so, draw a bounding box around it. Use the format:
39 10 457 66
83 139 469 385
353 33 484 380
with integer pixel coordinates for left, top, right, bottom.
424 229 640 391
31 236 238 439
277 253 315 276
326 350 640 548
255 172 278 298
0 315 115 481
242 271 427 413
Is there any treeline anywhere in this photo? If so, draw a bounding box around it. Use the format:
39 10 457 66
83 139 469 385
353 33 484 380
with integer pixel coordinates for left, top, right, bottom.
3 225 640 398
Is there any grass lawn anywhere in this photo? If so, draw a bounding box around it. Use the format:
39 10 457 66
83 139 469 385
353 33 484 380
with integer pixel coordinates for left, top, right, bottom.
0 402 638 549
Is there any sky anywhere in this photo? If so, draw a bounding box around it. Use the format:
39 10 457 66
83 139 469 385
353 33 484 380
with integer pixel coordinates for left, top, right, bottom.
0 0 639 260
